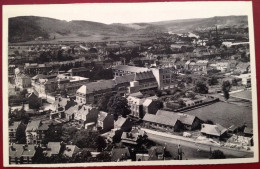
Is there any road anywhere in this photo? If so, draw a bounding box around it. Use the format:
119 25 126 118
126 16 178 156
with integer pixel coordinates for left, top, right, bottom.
143 129 254 159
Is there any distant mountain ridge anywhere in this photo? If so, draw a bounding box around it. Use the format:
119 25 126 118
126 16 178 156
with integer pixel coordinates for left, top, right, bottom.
8 15 248 43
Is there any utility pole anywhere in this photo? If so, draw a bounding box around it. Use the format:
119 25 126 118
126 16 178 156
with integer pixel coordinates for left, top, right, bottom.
178 144 182 160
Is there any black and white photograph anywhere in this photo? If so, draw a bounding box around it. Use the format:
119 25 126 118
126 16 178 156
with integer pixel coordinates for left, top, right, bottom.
2 1 258 167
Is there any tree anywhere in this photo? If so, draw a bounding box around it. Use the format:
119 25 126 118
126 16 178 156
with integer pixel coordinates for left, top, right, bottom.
71 150 92 163
20 89 28 98
184 76 193 84
186 92 196 100
205 120 214 125
208 76 218 86
95 151 112 162
96 136 107 152
72 130 100 149
32 146 45 163
178 99 186 108
210 150 226 159
107 94 131 120
97 93 114 112
232 78 238 86
16 122 26 144
155 90 162 97
194 81 208 94
222 81 232 101
42 124 63 144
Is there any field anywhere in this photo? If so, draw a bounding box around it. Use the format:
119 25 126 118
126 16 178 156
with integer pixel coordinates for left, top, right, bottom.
230 90 252 101
184 101 253 128
9 32 153 45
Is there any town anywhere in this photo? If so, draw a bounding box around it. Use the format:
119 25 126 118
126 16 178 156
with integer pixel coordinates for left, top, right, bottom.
8 18 253 164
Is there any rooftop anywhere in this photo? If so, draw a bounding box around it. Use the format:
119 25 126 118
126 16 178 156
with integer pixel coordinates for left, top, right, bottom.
201 123 227 137
143 113 179 127
156 110 197 126
113 65 149 73
77 80 115 94
46 142 61 157
26 120 41 132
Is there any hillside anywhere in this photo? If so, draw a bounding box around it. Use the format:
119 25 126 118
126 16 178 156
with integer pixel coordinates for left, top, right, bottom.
8 15 248 43
150 15 248 32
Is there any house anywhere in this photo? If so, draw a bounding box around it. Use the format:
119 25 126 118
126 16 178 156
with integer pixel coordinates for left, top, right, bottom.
216 62 229 72
236 62 250 74
15 73 31 89
127 96 146 119
24 63 52 76
76 80 115 104
63 145 80 157
31 74 58 95
112 65 149 77
64 105 79 121
67 67 88 77
201 123 227 139
52 96 77 119
9 144 36 164
142 113 182 132
234 73 251 87
114 117 133 132
9 121 22 142
127 72 158 94
25 120 49 144
142 98 161 116
121 128 147 145
56 74 90 96
151 67 178 90
135 153 150 161
97 111 114 132
45 142 61 157
76 71 158 104
244 127 253 137
74 105 99 125
185 60 208 73
127 96 161 119
111 148 131 162
148 146 167 161
156 110 202 130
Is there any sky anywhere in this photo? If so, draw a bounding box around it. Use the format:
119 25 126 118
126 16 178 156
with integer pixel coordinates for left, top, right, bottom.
3 1 252 24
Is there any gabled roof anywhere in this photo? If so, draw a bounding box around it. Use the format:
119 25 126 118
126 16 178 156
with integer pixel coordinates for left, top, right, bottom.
114 74 134 84
63 145 80 157
127 96 146 106
244 127 253 135
38 123 49 131
65 105 80 116
9 121 21 130
156 110 197 126
201 123 227 137
114 117 127 129
46 142 61 157
113 65 149 73
77 80 115 94
134 71 155 81
78 105 96 116
9 144 36 158
26 120 41 132
143 113 179 127
143 99 153 107
98 111 108 122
